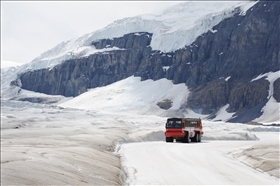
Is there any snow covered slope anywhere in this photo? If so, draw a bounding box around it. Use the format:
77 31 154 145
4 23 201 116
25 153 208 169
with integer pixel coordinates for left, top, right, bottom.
252 71 280 124
59 76 191 117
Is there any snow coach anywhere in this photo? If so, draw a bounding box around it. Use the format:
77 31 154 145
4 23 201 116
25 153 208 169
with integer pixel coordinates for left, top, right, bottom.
164 118 203 143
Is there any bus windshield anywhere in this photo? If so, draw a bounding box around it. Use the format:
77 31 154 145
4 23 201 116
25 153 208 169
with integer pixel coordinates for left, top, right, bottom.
166 120 182 128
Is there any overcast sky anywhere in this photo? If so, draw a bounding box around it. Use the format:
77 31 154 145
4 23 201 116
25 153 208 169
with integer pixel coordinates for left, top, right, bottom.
1 1 182 64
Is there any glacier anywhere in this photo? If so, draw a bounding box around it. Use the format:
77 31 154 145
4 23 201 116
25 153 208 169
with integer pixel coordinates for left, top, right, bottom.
16 1 257 71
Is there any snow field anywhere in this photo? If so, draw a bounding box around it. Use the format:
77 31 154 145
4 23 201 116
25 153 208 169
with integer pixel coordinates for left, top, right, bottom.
1 99 279 185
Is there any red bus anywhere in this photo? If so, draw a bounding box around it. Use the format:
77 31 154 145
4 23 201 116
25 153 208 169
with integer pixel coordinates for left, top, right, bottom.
165 118 204 143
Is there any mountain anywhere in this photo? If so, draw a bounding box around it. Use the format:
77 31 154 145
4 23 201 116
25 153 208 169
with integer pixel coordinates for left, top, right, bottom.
1 0 279 124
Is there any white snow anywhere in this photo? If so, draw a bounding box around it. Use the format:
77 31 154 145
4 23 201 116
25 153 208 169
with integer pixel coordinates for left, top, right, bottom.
239 1 258 15
212 104 235 122
162 66 170 71
251 70 280 87
251 71 280 124
210 28 218 33
225 76 231 81
254 96 280 124
59 76 190 116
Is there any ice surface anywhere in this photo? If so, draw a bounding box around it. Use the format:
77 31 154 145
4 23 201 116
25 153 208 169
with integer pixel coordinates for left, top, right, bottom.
1 102 129 185
234 143 279 178
1 91 279 185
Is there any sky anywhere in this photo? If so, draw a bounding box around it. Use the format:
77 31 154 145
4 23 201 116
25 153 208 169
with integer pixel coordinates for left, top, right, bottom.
1 1 181 65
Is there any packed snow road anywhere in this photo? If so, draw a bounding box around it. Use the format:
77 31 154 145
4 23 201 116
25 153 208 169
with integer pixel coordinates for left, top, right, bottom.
119 137 279 185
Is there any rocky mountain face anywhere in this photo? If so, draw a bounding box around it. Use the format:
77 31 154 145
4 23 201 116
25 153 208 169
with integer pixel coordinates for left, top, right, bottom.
17 0 279 122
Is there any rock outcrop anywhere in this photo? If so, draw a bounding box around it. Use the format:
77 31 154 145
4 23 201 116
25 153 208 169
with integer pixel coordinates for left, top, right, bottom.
17 0 280 122
273 78 280 102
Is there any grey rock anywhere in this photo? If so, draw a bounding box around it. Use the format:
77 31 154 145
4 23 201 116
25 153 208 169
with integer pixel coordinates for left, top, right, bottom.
157 99 173 110
273 78 280 102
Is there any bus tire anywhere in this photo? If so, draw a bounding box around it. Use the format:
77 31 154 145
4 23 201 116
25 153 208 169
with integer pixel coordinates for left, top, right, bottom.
166 137 173 143
198 133 201 142
183 132 190 143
